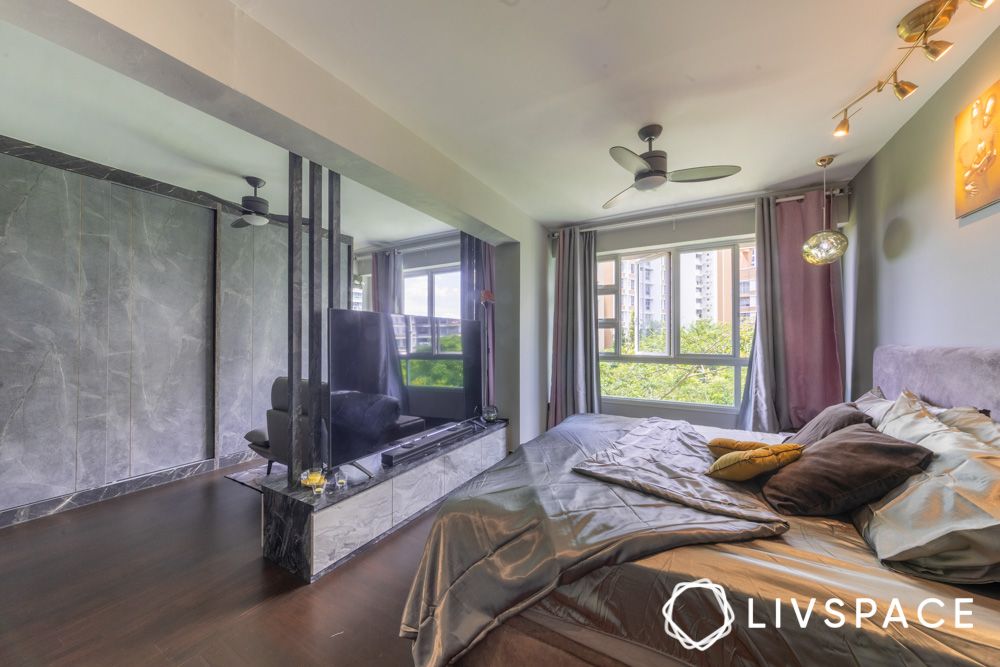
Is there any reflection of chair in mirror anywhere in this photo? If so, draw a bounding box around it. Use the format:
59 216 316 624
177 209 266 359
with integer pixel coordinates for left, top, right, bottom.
245 377 319 475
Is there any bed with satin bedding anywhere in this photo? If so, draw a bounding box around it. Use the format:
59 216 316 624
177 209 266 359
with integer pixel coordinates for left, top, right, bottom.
517 422 1000 666
402 346 1000 666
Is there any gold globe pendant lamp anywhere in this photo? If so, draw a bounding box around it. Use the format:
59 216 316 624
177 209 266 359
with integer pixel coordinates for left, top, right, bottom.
802 156 848 266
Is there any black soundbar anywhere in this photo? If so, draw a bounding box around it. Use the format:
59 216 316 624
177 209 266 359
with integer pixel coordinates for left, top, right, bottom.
381 422 478 467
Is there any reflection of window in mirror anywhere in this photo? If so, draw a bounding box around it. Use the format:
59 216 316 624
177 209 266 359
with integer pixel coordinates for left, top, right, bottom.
433 270 460 319
404 274 429 316
352 274 371 310
402 265 460 318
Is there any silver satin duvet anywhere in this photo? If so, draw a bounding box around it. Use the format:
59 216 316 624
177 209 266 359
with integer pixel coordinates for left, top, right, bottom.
400 416 789 666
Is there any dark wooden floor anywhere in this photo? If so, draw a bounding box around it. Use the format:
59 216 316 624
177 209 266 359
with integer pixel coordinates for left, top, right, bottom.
0 465 436 667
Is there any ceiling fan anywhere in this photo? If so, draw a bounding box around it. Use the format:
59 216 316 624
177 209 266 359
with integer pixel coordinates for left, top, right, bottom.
603 124 741 209
198 176 299 228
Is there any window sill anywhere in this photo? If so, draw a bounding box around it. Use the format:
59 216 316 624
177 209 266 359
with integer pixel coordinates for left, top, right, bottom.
601 396 739 415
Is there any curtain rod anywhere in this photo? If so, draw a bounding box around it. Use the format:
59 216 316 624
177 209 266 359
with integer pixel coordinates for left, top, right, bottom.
548 201 755 238
549 182 851 238
356 231 460 256
774 186 849 204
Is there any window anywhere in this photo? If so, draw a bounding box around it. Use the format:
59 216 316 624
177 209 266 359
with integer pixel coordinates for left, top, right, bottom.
403 274 429 316
403 265 461 318
352 274 371 311
597 241 757 410
395 315 464 388
398 264 464 388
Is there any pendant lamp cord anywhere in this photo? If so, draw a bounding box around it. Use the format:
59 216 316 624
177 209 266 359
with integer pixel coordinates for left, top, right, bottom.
822 164 828 232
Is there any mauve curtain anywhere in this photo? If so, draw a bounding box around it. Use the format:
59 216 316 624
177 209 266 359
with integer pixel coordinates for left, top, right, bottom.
740 191 844 431
371 249 402 314
547 227 600 428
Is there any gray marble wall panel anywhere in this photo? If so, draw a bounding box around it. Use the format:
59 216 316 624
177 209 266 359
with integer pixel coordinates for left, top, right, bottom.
129 190 213 475
249 223 325 421
77 177 112 489
216 212 254 459
106 184 133 483
0 152 216 514
251 224 288 426
0 147 337 519
0 154 81 509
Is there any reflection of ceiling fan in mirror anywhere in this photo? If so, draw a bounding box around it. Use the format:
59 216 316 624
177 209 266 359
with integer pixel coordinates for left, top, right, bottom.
602 124 742 209
198 176 301 229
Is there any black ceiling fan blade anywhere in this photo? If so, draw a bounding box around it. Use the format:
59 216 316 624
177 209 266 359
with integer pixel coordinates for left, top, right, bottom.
230 218 251 229
667 165 741 183
196 190 250 213
602 183 637 210
609 146 652 176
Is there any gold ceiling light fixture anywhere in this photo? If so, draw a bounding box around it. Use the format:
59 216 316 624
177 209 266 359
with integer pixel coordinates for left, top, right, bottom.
919 36 955 60
802 156 849 266
830 0 990 137
892 72 919 100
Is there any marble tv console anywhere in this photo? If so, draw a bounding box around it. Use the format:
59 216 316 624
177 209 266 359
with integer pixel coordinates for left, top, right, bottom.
260 419 507 582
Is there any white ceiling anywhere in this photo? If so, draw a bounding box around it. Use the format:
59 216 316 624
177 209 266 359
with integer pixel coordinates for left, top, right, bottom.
0 20 453 248
231 0 1000 225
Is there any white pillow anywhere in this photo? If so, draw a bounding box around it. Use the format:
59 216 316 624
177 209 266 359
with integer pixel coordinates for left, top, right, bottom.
855 391 1000 583
936 407 1000 448
874 388 999 448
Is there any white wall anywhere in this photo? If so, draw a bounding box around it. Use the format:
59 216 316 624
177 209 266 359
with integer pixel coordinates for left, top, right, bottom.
847 25 1000 395
1 0 550 444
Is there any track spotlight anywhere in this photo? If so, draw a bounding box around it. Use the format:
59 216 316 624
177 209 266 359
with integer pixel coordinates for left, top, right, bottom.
922 38 954 60
892 73 918 100
833 111 850 137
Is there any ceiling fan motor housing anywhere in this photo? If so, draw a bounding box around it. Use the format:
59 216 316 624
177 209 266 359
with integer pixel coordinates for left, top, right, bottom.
241 195 269 215
635 150 667 189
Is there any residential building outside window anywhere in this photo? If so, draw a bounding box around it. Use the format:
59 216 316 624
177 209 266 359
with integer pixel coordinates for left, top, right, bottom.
597 240 757 409
399 264 463 387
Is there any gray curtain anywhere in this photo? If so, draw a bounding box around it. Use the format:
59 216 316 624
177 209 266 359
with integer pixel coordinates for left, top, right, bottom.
371 249 402 314
547 227 600 428
738 197 784 432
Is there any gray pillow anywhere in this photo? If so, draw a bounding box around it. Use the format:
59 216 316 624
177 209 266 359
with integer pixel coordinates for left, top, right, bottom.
763 424 932 516
787 402 873 447
855 387 894 427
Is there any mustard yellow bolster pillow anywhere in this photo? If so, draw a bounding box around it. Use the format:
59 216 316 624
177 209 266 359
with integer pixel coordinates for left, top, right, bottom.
707 437 779 459
706 443 803 482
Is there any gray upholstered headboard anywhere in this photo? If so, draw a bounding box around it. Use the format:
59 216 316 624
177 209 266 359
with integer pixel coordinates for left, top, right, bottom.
873 345 1000 417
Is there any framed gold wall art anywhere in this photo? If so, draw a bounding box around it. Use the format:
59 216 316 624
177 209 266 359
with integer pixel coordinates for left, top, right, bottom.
955 78 999 218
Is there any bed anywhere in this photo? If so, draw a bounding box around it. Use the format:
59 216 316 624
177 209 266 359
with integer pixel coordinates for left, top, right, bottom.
403 346 1000 666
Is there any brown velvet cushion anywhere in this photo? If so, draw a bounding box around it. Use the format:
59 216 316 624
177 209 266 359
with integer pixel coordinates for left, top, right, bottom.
763 423 932 516
788 402 873 447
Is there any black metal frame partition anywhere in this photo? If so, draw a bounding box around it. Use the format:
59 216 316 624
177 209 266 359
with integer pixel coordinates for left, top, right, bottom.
285 153 344 488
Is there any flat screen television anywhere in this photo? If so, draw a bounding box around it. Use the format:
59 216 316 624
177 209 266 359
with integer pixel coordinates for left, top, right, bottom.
326 308 482 466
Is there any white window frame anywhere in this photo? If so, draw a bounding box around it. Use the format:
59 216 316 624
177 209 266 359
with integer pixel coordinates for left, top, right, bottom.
403 264 460 319
597 238 754 414
400 264 463 386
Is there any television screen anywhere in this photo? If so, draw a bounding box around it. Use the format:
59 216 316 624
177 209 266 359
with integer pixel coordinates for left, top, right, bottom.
326 308 481 466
